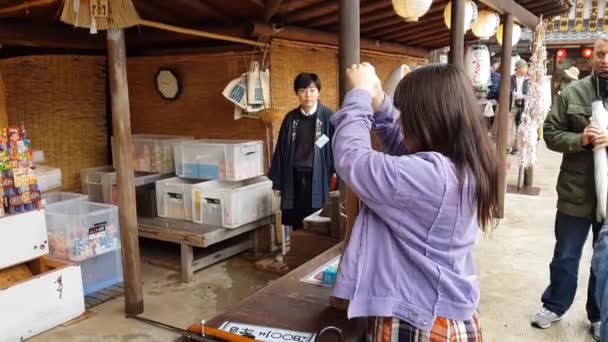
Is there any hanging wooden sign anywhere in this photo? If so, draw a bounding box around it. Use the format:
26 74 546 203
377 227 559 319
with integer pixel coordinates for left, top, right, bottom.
574 0 584 32
547 17 555 32
90 0 109 19
559 11 569 32
590 0 600 32
604 0 608 31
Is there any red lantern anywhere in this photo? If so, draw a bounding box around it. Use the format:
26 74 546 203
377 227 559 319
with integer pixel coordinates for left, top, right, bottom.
557 48 567 59
583 47 593 58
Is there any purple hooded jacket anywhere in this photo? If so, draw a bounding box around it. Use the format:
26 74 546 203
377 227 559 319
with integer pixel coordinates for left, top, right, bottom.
331 89 480 332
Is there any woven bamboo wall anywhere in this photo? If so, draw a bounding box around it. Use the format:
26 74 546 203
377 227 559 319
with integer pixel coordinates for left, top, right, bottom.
0 55 108 191
127 52 273 169
267 40 427 143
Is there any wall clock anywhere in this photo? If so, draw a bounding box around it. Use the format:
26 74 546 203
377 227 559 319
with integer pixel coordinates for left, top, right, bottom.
156 68 181 101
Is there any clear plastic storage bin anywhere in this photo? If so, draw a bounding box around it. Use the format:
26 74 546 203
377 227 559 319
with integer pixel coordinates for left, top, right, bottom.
81 248 123 295
113 134 193 173
42 192 87 208
156 177 207 221
80 165 115 202
191 176 272 228
45 200 120 262
174 139 264 181
102 171 162 205
34 165 62 192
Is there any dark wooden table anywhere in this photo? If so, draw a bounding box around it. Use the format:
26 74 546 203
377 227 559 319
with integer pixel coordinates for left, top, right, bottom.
207 242 365 341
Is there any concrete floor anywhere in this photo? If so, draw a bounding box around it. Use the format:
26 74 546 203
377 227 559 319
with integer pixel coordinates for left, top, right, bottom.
31 143 598 341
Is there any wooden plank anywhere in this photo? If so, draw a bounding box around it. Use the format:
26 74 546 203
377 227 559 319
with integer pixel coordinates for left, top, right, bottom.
191 239 253 272
207 243 365 339
180 243 194 283
0 19 104 50
0 264 33 289
138 216 272 248
263 0 284 21
107 28 144 316
496 14 514 218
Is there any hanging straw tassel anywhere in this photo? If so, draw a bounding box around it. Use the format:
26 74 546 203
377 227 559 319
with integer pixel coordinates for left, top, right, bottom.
61 0 140 31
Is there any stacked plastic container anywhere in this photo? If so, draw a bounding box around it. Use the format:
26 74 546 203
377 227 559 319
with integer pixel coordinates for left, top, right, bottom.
171 139 272 229
44 196 123 295
113 134 193 174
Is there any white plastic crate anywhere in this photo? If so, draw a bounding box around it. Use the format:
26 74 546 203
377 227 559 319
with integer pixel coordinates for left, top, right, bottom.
192 176 272 228
81 248 123 295
102 171 162 204
33 165 62 192
45 200 120 262
80 165 115 202
113 134 193 173
42 192 87 208
174 139 264 181
156 177 207 221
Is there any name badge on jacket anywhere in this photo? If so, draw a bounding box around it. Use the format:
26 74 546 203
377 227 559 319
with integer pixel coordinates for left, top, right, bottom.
315 134 329 148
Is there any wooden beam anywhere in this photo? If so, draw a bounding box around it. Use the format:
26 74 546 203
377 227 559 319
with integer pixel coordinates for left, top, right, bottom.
496 14 514 218
245 0 265 7
106 28 143 315
175 0 230 21
289 0 338 23
385 20 446 42
0 20 104 50
0 0 56 15
263 0 283 22
249 21 428 57
449 0 465 66
338 0 359 246
476 0 540 28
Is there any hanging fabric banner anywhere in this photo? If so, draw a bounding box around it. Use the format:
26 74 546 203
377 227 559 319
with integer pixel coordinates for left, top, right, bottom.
574 0 584 32
560 11 570 32
604 0 608 31
590 0 600 32
547 17 555 31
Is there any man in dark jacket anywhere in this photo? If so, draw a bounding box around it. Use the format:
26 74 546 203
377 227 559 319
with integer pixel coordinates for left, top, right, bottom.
508 59 530 153
532 34 608 341
268 73 335 230
488 56 501 102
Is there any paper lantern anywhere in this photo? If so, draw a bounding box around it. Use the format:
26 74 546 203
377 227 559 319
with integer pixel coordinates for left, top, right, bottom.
391 0 433 22
472 10 500 40
444 0 478 31
465 44 491 87
496 23 522 46
583 47 593 58
557 48 567 59
383 64 412 99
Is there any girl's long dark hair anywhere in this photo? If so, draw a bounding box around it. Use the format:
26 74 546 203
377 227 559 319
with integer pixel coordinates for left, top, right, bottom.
393 64 499 231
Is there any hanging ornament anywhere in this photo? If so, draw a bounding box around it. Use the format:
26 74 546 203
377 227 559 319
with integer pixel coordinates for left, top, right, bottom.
496 23 522 46
444 0 478 31
557 48 567 59
464 44 491 87
391 0 433 22
472 10 500 39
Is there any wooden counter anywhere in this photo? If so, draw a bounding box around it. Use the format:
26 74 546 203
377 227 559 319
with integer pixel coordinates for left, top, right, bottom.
207 242 365 341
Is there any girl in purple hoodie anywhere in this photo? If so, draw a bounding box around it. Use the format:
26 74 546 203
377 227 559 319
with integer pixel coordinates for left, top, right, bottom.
331 63 499 341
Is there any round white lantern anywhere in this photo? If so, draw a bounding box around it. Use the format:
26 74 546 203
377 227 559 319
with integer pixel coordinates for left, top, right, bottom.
444 0 478 31
472 10 500 40
391 0 433 22
465 44 491 87
496 23 522 46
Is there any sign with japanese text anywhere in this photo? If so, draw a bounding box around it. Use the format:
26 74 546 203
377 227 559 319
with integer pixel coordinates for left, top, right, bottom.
574 0 584 32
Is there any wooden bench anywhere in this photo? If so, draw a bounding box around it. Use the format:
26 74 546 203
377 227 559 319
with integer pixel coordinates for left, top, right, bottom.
137 215 276 283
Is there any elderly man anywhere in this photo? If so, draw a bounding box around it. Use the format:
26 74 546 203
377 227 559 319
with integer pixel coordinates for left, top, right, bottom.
508 59 530 154
533 34 608 341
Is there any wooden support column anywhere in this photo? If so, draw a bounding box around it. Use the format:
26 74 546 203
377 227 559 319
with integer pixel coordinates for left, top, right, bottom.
0 72 7 127
449 0 465 67
339 0 360 243
496 14 514 218
107 28 143 315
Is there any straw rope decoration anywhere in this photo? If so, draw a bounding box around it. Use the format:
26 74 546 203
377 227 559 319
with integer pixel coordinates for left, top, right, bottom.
60 0 140 32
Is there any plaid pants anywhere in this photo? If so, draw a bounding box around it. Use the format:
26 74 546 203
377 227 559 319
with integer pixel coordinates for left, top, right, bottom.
366 313 482 342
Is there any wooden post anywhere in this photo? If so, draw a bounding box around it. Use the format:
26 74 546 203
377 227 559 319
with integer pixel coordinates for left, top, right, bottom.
0 71 8 127
107 28 144 315
449 0 465 67
339 0 360 243
496 14 514 218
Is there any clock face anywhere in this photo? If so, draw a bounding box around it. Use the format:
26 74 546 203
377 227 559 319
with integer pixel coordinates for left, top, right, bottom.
156 69 180 100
